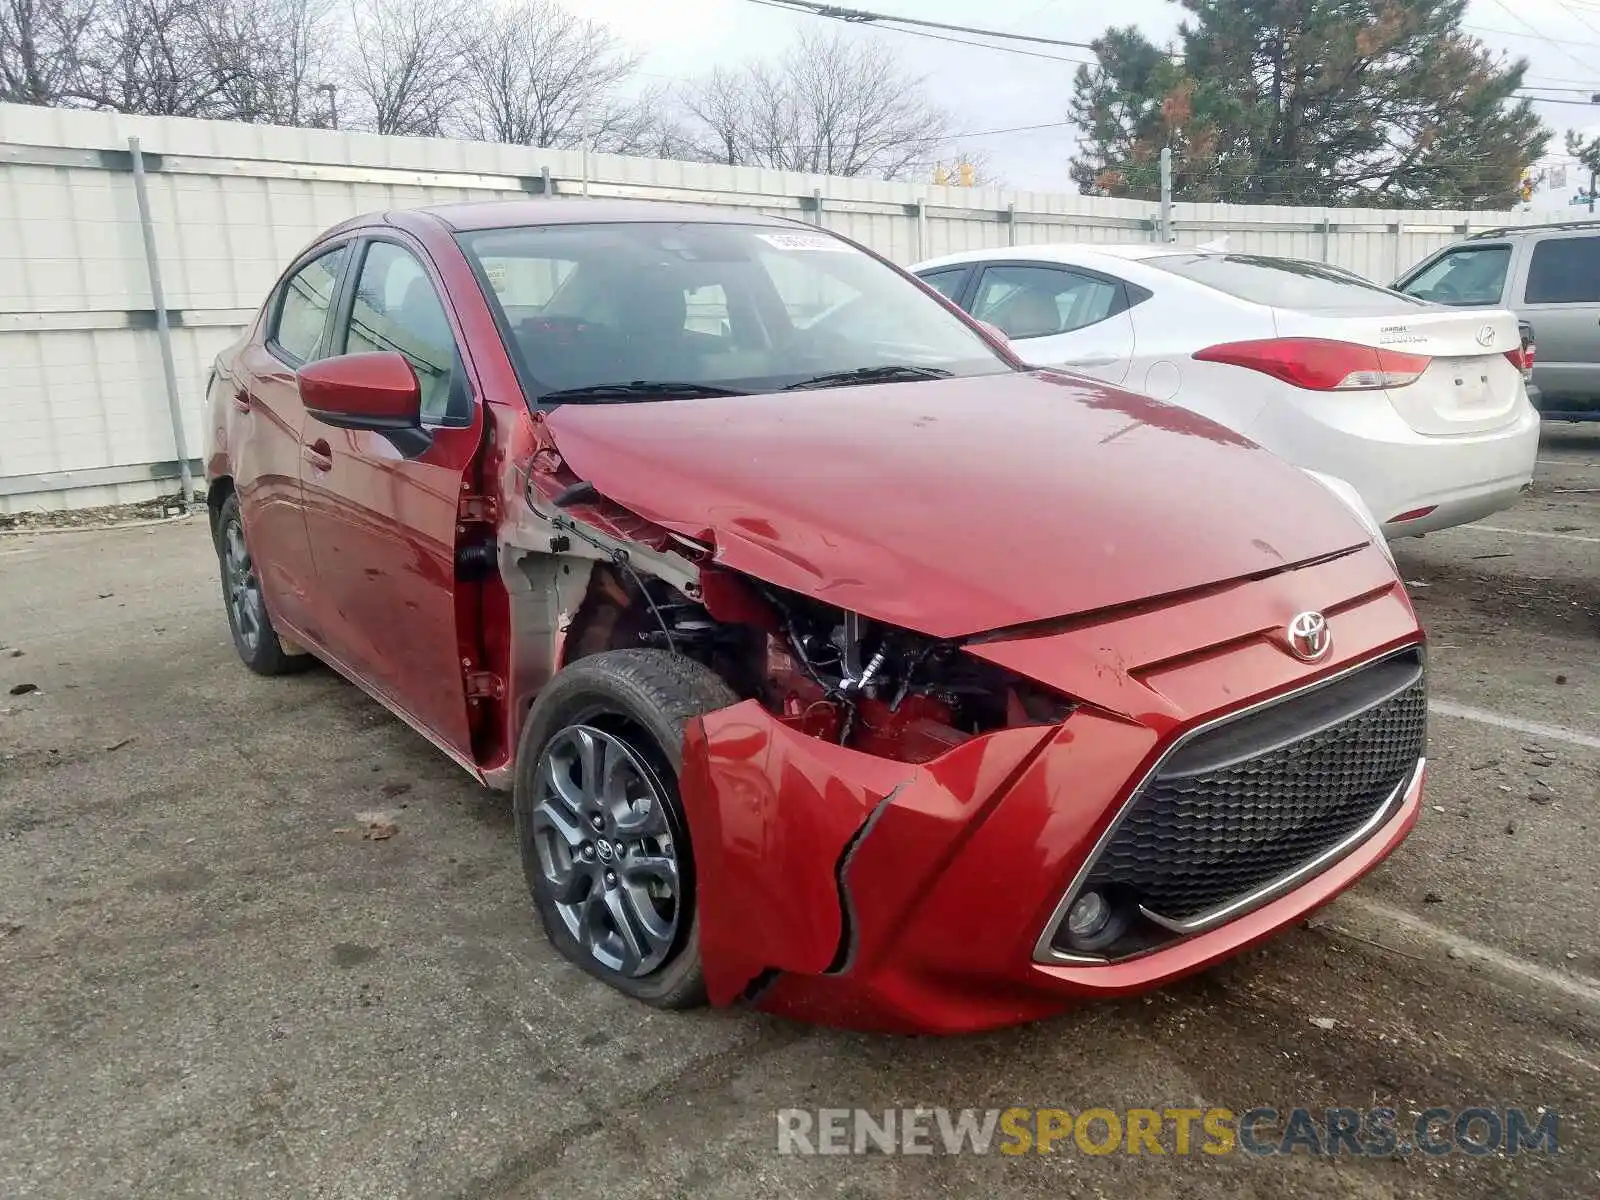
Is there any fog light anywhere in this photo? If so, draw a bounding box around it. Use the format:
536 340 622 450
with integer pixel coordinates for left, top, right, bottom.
1066 891 1111 939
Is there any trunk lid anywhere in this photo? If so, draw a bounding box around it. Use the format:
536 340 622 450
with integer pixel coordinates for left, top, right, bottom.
1272 306 1526 436
542 371 1373 639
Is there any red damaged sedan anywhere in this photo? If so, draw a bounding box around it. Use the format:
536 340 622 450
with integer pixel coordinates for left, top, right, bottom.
203 200 1427 1033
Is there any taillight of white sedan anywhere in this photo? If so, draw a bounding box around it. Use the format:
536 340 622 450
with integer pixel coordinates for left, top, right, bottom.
914 246 1540 537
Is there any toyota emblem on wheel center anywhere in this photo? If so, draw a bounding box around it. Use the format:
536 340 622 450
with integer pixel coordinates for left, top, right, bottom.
1286 611 1332 662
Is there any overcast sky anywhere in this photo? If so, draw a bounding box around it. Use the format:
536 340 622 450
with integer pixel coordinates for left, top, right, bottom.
573 0 1600 203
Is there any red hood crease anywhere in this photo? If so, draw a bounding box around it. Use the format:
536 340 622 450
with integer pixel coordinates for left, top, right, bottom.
543 371 1370 639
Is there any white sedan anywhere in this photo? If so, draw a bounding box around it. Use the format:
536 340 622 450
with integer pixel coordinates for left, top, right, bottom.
912 244 1540 537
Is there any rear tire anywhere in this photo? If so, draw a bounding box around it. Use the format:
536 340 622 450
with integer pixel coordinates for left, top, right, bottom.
513 649 738 1009
213 493 312 676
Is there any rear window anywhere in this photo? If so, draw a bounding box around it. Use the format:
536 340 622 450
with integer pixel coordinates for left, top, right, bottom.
1146 253 1424 311
1398 245 1510 306
1524 236 1600 304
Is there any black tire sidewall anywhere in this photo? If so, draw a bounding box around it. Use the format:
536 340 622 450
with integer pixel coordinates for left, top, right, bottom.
215 494 297 676
513 652 733 1008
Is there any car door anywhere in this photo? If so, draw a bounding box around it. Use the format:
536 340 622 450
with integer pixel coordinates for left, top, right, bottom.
299 235 486 762
964 262 1137 383
1517 233 1600 403
231 242 352 642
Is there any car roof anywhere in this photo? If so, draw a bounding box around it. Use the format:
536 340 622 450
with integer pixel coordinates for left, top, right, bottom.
406 198 807 233
913 242 1208 272
1465 219 1600 242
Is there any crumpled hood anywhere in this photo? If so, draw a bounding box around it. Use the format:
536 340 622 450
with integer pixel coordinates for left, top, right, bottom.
543 371 1371 639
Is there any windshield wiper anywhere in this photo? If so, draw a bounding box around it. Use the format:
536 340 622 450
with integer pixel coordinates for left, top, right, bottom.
783 364 954 391
539 381 752 403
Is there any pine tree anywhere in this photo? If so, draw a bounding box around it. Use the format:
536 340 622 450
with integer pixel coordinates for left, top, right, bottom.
1069 0 1548 208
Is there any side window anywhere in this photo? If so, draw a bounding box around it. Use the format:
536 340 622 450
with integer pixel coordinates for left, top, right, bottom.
758 249 861 327
1399 245 1510 305
344 242 466 426
480 254 579 320
684 283 731 337
919 267 969 301
1524 237 1600 304
271 245 347 363
970 265 1121 340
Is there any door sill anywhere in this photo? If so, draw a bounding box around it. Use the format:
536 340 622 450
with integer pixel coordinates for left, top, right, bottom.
276 618 488 786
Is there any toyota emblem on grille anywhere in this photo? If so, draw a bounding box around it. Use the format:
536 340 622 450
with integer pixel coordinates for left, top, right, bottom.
1475 324 1496 347
1286 611 1332 662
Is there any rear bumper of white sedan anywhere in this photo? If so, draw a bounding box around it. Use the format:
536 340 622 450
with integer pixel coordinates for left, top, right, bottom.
1241 390 1540 540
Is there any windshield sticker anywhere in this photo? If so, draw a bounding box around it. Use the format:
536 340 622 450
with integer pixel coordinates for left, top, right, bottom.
757 232 858 253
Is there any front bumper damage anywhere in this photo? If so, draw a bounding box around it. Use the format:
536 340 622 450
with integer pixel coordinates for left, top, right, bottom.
676 544 1427 1034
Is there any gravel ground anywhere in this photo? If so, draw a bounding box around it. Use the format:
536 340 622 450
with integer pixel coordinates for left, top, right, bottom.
0 424 1595 1199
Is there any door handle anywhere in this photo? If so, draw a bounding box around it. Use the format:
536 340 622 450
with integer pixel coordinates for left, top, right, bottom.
302 439 333 472
232 389 252 413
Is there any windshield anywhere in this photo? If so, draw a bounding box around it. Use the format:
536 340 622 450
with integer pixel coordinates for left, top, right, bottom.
457 222 1012 402
1397 244 1511 306
1146 252 1427 311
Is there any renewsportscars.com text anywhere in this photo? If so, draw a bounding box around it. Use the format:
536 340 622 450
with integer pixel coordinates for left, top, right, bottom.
776 1106 1560 1157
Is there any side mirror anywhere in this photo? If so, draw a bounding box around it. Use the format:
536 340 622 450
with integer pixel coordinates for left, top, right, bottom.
298 352 421 432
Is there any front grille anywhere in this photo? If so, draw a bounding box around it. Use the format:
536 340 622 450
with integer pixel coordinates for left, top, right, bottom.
1061 650 1426 946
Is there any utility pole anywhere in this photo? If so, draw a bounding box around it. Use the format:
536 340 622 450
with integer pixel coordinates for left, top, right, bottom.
316 83 338 130
1158 146 1173 242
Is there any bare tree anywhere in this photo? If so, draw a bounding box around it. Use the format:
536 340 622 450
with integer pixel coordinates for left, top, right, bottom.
678 28 950 180
345 0 469 136
5 0 335 123
678 65 747 166
206 0 334 125
0 0 96 105
461 0 640 148
69 0 250 117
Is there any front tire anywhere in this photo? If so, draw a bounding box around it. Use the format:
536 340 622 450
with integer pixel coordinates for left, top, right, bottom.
213 493 311 676
513 649 738 1009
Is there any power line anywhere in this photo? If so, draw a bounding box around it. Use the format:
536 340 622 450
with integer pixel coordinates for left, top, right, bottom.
1488 0 1600 75
1514 91 1600 106
744 0 1095 64
1555 0 1600 44
744 0 1099 52
1467 21 1600 55
943 120 1075 140
745 0 1593 120
1465 23 1600 50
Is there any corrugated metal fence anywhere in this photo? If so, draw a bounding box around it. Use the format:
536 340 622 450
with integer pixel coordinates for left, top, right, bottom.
0 101 1556 512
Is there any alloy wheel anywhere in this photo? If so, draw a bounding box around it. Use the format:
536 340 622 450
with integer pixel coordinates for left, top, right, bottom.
222 518 264 655
529 724 683 978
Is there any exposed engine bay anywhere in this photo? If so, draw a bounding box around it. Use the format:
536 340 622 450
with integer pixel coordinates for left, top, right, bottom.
555 556 1073 765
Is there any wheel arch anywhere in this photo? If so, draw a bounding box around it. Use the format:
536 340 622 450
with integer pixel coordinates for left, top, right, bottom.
206 476 236 539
